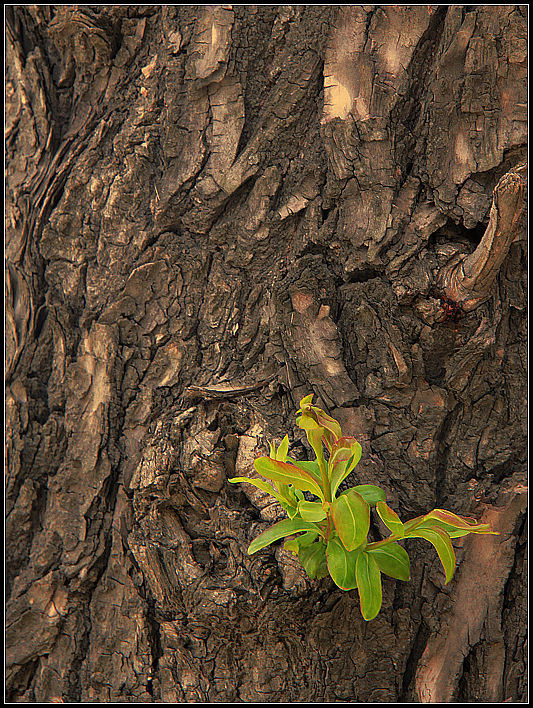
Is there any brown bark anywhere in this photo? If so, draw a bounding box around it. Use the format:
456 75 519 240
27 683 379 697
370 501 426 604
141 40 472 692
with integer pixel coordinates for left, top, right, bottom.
5 5 527 703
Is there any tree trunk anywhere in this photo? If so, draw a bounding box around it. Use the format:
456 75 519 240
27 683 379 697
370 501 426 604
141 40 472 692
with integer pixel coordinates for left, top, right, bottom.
5 6 527 702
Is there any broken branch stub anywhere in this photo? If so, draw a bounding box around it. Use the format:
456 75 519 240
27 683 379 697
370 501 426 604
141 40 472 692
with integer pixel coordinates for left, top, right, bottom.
439 163 527 311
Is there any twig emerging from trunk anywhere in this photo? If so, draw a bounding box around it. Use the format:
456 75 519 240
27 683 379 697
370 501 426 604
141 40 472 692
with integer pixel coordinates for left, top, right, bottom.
439 163 526 311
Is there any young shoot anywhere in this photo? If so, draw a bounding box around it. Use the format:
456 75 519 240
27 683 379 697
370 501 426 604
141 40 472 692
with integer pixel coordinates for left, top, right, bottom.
229 395 496 620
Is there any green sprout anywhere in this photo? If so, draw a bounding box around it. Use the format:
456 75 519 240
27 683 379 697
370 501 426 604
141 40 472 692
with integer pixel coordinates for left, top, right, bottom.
229 395 496 620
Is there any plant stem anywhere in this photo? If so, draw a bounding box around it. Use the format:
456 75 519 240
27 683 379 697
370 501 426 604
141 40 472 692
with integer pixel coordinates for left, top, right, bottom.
318 458 332 502
366 533 402 550
324 513 331 542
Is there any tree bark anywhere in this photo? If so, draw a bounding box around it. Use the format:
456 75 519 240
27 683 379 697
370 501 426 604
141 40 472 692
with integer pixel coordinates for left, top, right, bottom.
5 5 527 702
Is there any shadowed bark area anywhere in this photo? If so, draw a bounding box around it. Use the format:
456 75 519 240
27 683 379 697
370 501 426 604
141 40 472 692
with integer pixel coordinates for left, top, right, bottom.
5 5 527 702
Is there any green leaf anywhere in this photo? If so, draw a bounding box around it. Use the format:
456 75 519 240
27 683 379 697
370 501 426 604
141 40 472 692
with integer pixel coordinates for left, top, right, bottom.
276 435 289 461
404 509 496 537
296 530 320 548
407 518 470 538
297 411 323 433
284 502 299 519
296 396 342 452
283 538 300 553
405 526 456 584
279 482 296 504
326 537 358 590
367 542 410 581
228 475 287 503
376 501 404 536
350 484 386 507
248 518 322 555
229 476 298 517
356 551 383 621
298 500 327 522
284 530 319 554
329 438 363 497
306 426 327 467
330 490 370 551
288 459 322 483
283 485 301 508
299 541 327 579
253 456 324 501
329 437 361 471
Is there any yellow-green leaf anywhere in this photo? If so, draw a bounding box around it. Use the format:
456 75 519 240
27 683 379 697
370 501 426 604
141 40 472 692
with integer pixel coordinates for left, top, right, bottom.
248 518 321 555
356 551 382 621
298 500 327 522
253 456 324 501
306 426 327 469
330 438 363 497
330 490 370 551
376 501 404 536
288 459 322 483
276 435 289 461
367 542 410 581
351 484 386 507
299 541 327 579
298 394 314 408
284 538 300 554
404 508 496 537
228 476 283 502
326 537 358 590
229 475 297 512
297 396 342 451
406 526 456 584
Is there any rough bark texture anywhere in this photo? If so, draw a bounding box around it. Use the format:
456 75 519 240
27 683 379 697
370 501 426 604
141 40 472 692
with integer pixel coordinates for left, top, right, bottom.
5 5 527 703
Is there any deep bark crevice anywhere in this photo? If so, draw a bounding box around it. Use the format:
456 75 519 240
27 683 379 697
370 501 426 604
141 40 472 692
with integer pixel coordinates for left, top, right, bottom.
400 621 431 701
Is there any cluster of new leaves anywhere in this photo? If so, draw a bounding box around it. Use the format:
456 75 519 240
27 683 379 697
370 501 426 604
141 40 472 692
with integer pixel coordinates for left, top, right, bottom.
229 395 495 620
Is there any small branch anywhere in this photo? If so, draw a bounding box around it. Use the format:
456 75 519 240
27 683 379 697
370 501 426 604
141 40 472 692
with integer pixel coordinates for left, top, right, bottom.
184 373 277 400
439 163 526 311
365 533 402 551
